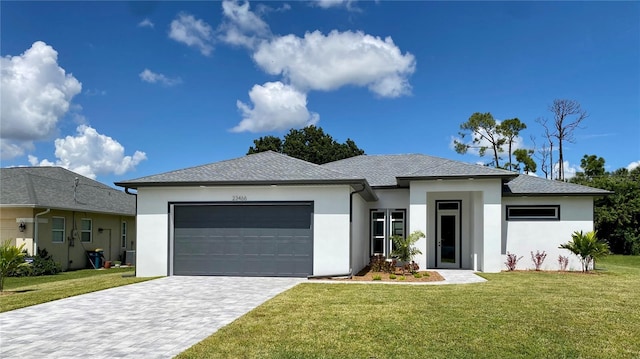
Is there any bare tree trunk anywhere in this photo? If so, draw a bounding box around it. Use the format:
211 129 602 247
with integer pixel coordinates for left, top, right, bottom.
549 99 588 181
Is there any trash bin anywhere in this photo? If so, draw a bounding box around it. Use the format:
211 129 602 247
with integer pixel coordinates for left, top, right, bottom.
87 250 104 269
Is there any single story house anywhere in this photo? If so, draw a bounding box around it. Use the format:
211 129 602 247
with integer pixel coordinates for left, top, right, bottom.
115 151 610 277
0 167 136 270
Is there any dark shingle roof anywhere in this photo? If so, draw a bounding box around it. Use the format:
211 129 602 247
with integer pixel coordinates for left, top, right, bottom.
116 151 610 198
116 151 377 200
504 174 612 196
1 167 135 215
322 154 516 187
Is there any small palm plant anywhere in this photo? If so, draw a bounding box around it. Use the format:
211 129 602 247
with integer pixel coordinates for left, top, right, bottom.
391 230 424 274
0 240 28 291
559 230 609 272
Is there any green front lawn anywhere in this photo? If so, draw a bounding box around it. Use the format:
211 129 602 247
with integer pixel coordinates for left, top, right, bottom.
0 268 155 312
178 255 640 359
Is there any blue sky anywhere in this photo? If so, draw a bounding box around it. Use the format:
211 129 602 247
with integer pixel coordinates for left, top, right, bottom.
1 1 639 187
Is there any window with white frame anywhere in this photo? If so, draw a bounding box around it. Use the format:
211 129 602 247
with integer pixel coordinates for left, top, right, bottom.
52 217 65 243
506 205 560 221
370 209 406 256
121 221 127 249
80 219 92 242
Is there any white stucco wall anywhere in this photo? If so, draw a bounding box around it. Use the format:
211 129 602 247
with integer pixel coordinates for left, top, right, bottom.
135 185 353 277
371 188 409 209
502 196 594 271
410 178 503 272
351 194 369 274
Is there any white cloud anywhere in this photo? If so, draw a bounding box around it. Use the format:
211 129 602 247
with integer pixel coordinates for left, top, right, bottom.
169 13 214 56
253 30 416 97
627 160 640 171
232 82 319 133
29 125 147 179
1 141 32 160
554 161 578 180
0 41 82 158
218 0 271 49
216 1 415 133
313 0 359 10
139 69 182 86
138 18 154 28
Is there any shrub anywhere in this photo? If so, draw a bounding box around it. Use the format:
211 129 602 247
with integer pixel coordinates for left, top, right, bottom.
369 255 395 273
504 252 523 271
0 240 28 291
531 250 547 271
30 248 62 276
372 274 382 281
389 274 397 280
10 248 61 277
398 276 406 281
413 272 422 278
559 230 609 272
558 255 569 271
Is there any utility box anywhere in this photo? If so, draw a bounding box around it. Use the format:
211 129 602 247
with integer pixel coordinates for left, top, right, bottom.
125 250 136 266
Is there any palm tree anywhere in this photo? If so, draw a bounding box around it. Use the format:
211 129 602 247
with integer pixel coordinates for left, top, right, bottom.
391 231 424 274
0 240 28 291
559 231 609 272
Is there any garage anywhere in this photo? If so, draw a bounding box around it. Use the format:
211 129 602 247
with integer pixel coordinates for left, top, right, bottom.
172 202 313 277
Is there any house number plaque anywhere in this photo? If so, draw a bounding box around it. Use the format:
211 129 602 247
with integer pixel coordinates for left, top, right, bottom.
232 195 247 202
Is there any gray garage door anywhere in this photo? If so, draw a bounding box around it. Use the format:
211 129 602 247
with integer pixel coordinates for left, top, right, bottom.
173 202 313 277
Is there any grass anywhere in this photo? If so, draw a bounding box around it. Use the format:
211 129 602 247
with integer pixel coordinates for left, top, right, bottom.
0 267 155 312
177 255 640 359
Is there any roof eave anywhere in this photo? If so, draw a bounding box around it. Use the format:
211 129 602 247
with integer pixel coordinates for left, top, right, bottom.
0 204 135 216
396 174 518 187
116 178 379 202
502 191 613 197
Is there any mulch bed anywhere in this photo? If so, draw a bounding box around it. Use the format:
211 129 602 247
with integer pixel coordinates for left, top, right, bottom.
317 266 445 282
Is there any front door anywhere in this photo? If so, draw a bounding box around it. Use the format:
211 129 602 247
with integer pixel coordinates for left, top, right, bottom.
436 201 460 268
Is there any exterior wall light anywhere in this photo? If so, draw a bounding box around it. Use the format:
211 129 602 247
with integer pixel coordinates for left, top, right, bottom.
19 221 26 232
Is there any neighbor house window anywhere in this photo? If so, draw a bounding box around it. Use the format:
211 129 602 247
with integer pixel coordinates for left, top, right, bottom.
52 217 65 243
370 209 406 256
121 221 127 249
506 205 560 221
80 219 92 242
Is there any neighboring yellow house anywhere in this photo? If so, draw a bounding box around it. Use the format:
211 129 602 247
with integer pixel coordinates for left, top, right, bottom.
0 167 136 270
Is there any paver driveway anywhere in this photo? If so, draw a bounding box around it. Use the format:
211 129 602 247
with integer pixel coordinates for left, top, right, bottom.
0 276 304 358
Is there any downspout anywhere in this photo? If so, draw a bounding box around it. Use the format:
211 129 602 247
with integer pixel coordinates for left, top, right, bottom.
122 187 137 277
34 208 51 255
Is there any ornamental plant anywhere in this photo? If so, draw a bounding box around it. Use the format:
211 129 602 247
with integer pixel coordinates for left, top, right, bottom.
391 230 424 274
504 252 523 271
558 255 569 271
559 230 609 272
531 250 547 271
0 240 28 291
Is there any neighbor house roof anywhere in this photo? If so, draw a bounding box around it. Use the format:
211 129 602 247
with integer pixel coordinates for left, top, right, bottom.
322 154 517 187
115 151 378 201
1 167 136 216
503 174 612 196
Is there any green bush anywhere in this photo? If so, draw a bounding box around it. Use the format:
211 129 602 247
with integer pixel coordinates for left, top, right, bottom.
1 240 28 291
10 248 61 277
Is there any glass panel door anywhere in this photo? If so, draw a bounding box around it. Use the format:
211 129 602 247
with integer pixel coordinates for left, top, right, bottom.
436 203 460 268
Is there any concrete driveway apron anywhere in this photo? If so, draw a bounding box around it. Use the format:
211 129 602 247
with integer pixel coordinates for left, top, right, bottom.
0 276 303 359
